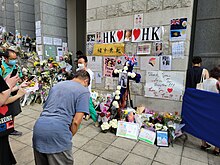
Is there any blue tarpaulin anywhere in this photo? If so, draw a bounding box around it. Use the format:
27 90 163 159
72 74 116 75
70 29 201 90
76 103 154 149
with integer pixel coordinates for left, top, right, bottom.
182 88 220 148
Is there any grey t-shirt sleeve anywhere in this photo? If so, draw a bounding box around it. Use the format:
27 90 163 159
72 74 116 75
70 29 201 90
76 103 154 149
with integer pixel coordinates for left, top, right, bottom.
75 92 90 115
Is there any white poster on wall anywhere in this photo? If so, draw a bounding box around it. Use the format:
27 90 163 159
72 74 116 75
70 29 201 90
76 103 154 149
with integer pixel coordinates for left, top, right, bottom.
134 14 143 28
53 38 62 46
36 36 42 45
140 56 159 71
35 21 41 29
36 45 43 55
57 47 63 56
172 42 184 59
145 71 185 101
43 36 53 45
36 29 41 37
95 72 102 84
160 55 172 70
87 56 102 72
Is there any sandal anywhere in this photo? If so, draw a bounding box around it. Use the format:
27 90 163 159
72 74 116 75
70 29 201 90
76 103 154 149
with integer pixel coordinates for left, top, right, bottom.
213 150 220 156
200 144 211 151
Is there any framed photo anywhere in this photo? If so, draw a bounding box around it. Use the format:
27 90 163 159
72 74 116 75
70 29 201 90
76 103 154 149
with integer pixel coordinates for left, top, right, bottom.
156 131 169 147
137 43 151 55
118 72 128 88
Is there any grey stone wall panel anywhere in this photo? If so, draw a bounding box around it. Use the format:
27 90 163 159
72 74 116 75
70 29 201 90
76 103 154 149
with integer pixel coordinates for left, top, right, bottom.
181 0 192 7
41 0 66 9
20 13 35 22
107 4 118 18
6 11 14 19
101 15 133 31
101 0 129 6
133 0 147 13
5 3 14 12
87 9 96 21
42 14 67 28
96 6 107 20
87 0 101 9
197 0 220 20
19 3 34 14
42 3 66 18
118 1 133 16
20 21 35 30
43 24 67 38
87 20 101 33
147 0 162 12
163 0 181 9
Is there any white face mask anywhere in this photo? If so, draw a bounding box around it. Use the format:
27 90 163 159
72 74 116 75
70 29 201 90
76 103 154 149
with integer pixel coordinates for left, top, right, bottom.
78 63 85 70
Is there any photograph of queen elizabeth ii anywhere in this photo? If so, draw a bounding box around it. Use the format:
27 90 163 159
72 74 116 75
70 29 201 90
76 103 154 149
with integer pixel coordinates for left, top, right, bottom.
118 72 128 88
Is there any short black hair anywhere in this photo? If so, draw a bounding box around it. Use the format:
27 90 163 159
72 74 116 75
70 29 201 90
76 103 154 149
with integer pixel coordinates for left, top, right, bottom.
74 69 90 86
78 55 88 63
0 51 9 58
210 66 220 80
192 56 202 64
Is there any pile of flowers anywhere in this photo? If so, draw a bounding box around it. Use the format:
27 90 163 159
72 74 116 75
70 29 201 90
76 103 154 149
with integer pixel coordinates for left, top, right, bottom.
100 119 118 134
142 110 184 143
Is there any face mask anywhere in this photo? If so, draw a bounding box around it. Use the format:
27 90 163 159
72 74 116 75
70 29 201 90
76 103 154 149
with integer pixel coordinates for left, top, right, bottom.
8 60 17 66
78 64 84 70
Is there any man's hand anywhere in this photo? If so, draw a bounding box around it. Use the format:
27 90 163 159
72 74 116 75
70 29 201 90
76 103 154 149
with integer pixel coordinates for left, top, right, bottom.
4 74 20 89
70 112 85 136
17 88 26 98
20 80 30 88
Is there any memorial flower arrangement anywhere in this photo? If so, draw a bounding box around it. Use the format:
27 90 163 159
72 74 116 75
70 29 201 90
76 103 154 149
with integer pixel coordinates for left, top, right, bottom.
143 111 184 143
100 122 111 133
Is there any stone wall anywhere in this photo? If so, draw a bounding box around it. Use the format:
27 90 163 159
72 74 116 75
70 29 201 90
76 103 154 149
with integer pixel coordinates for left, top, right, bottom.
1 0 15 33
193 0 220 70
14 0 35 38
87 0 194 113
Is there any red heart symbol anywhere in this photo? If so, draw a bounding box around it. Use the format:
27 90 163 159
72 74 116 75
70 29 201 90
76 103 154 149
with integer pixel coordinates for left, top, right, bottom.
167 88 173 93
117 30 123 41
0 105 9 116
133 29 141 40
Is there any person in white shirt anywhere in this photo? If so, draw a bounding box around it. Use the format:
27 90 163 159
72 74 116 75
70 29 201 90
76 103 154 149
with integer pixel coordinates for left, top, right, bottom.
77 56 98 127
201 66 220 156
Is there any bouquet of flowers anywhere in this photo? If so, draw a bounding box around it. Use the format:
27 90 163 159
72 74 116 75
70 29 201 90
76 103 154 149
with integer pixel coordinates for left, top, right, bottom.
100 122 111 133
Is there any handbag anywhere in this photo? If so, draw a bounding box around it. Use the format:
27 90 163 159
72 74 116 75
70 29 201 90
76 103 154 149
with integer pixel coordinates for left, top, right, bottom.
196 69 205 90
0 105 14 137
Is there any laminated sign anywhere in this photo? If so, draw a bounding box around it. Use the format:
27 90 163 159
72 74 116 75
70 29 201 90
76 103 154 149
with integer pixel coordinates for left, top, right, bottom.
93 43 125 56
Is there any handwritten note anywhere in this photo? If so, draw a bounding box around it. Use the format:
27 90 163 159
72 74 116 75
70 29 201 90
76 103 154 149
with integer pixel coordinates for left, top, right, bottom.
145 71 185 101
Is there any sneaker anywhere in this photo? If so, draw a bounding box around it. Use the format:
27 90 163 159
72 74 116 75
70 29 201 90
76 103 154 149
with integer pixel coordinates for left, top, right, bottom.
213 150 220 156
85 115 90 121
201 144 211 151
94 121 99 127
10 130 23 136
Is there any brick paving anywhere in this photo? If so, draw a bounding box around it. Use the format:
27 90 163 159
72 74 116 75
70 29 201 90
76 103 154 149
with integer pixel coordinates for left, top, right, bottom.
9 105 220 165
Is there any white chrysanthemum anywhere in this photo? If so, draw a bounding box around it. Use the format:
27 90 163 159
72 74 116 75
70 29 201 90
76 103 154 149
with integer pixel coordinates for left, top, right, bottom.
115 90 120 95
127 72 132 76
162 126 168 131
112 101 119 107
118 69 122 73
116 85 121 90
101 122 111 130
155 123 163 130
130 72 136 78
126 61 129 66
124 66 128 71
115 95 120 100
109 119 118 128
114 69 119 74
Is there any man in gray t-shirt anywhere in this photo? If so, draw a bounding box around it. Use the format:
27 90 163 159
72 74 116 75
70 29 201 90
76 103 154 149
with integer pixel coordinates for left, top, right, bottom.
33 70 90 165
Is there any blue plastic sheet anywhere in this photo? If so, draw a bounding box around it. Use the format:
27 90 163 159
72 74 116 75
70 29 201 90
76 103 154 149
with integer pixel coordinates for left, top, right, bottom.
182 88 220 148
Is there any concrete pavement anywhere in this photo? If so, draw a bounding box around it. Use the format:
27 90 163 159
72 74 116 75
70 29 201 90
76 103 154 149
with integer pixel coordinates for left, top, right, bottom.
9 104 220 165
